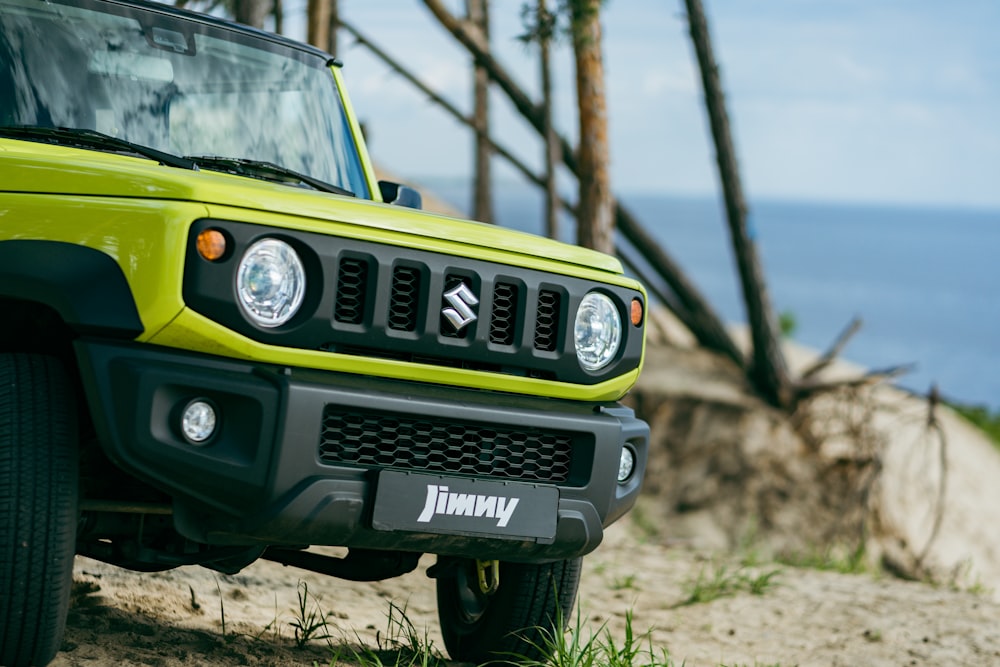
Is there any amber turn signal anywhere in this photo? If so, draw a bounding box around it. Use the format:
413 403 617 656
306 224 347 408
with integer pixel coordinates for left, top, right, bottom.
196 229 227 261
630 298 644 327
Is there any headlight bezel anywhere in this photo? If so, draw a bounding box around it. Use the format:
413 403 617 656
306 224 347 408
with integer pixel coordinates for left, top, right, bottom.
573 290 623 372
235 237 307 328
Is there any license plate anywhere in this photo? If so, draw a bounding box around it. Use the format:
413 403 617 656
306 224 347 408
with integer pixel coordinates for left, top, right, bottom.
372 471 558 540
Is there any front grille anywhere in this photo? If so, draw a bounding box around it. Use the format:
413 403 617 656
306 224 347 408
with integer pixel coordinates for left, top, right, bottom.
319 406 574 484
534 289 561 352
489 282 518 345
184 219 645 385
334 257 369 324
388 265 421 332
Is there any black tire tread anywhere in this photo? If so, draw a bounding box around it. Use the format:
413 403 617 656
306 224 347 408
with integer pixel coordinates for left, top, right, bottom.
0 354 78 667
501 558 581 653
437 557 582 663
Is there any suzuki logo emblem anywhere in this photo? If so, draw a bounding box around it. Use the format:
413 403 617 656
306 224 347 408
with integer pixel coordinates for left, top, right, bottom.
442 282 479 331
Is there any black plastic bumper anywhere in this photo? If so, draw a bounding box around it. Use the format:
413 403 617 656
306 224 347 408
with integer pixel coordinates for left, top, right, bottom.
74 339 648 562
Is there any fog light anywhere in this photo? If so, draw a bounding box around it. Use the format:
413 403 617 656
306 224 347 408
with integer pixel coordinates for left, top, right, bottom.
181 399 217 445
618 446 635 483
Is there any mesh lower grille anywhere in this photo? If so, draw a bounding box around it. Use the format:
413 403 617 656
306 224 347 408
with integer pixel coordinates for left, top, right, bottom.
319 406 573 484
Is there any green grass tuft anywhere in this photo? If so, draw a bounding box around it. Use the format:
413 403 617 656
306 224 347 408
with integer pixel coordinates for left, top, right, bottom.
289 581 336 648
777 544 869 575
610 574 638 591
341 601 446 667
949 401 1000 451
506 607 681 667
677 563 781 607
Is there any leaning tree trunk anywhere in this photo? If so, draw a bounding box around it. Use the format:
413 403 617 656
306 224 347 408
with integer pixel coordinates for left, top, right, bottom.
684 0 791 408
569 0 613 254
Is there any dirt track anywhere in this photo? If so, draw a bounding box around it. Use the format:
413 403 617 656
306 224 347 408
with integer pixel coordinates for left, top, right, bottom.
51 516 1000 667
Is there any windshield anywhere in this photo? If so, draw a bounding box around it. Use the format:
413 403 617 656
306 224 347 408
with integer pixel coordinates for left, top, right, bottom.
0 0 369 197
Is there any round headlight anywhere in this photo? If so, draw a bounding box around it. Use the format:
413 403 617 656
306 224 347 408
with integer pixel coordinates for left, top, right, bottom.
236 238 305 328
574 292 622 371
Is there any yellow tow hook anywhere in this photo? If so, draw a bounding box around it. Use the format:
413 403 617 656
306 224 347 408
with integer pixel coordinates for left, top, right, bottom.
476 559 500 595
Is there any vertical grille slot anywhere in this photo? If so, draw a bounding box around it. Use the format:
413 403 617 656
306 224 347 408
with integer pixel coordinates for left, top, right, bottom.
534 290 561 351
388 265 421 332
334 257 370 324
489 282 518 345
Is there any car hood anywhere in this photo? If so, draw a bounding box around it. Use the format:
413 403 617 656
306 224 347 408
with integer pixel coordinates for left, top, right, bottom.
0 140 622 274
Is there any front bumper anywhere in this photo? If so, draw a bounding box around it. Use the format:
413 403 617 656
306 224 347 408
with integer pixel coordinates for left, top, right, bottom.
75 340 648 561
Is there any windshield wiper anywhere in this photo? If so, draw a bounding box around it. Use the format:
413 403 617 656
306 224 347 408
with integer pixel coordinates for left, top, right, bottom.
184 156 354 196
0 125 197 170
0 127 354 196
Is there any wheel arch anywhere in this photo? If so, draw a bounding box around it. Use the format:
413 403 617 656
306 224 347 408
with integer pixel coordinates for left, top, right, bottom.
0 240 144 341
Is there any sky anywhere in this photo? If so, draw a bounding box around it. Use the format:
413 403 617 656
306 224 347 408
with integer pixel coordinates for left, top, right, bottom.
279 1 1000 210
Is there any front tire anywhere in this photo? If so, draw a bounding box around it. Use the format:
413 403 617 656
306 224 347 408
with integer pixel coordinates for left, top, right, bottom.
436 557 581 663
0 354 79 667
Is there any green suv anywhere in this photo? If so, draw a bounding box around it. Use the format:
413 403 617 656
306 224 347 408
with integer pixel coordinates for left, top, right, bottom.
0 0 648 664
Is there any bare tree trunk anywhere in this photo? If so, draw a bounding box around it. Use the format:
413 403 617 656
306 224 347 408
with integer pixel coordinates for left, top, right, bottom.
272 0 283 34
684 0 791 407
569 0 613 254
467 0 494 223
539 0 559 240
327 0 339 56
234 0 270 28
307 0 331 50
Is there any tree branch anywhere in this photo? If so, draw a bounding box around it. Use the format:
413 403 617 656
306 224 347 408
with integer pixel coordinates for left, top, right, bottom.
794 364 914 402
800 317 863 381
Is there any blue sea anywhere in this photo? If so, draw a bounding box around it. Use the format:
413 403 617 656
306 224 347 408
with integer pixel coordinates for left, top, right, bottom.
424 180 1000 411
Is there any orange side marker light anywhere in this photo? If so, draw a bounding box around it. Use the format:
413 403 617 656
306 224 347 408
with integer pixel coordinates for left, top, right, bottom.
196 229 227 261
630 298 644 327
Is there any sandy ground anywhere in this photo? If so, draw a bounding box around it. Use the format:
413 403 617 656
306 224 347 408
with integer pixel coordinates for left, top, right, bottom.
52 513 1000 667
51 336 1000 667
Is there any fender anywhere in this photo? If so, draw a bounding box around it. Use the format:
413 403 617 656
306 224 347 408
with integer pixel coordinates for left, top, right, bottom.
0 240 143 338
